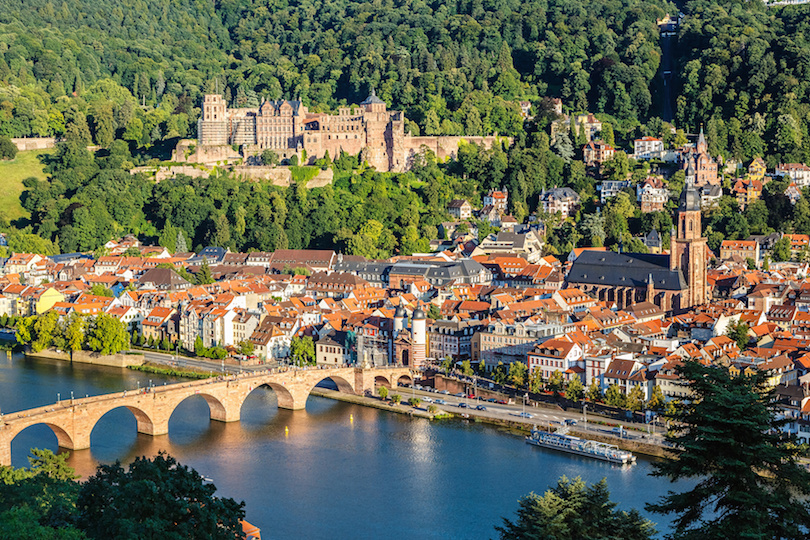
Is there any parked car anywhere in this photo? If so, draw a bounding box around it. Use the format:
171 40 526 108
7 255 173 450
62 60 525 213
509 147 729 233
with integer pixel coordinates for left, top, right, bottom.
421 397 434 403
518 412 534 419
435 399 447 405
564 419 577 426
475 405 487 411
453 392 465 398
440 390 450 395
496 399 508 404
612 426 624 435
467 394 477 400
487 398 497 403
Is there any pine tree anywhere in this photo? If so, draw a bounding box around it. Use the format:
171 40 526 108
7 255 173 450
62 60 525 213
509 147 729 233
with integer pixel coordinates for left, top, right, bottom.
175 230 188 254
497 476 655 540
648 360 810 539
196 258 214 285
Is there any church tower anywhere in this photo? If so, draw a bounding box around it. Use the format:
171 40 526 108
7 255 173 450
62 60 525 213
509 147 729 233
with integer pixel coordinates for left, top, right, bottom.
697 124 707 154
669 174 708 309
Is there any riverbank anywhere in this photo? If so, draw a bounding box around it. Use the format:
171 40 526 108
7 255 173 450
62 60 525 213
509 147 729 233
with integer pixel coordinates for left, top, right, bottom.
313 388 671 459
128 362 216 379
309 388 442 420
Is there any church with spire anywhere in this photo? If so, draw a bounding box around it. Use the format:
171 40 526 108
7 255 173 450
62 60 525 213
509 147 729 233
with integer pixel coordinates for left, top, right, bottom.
682 125 719 185
566 179 708 312
669 171 708 308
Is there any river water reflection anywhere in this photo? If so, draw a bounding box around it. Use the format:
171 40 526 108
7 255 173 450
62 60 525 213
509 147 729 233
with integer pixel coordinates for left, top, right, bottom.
1 352 684 538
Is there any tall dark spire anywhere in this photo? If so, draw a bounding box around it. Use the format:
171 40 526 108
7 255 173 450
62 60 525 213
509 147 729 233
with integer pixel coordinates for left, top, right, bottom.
697 123 707 152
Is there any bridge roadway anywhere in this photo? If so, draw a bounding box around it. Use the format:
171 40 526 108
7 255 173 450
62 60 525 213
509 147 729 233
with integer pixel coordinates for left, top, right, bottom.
0 365 413 467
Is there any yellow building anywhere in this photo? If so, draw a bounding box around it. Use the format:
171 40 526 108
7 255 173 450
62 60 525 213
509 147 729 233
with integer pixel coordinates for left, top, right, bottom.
748 157 766 183
31 287 65 315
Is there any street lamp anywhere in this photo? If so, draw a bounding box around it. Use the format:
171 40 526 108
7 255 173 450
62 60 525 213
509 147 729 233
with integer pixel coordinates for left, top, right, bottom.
582 401 587 425
57 393 60 404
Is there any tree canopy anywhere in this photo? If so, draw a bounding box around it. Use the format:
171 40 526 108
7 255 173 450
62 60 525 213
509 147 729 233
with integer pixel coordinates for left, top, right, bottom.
497 476 655 540
648 359 810 539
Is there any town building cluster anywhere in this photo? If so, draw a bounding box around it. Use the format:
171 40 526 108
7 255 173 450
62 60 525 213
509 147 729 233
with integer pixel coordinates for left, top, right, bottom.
0 179 808 443
9 122 810 441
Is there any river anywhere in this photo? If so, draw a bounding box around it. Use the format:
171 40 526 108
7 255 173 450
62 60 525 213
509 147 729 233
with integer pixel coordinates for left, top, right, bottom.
0 352 686 538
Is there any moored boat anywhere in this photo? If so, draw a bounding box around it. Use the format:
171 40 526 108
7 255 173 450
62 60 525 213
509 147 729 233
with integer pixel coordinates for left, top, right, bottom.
525 428 636 464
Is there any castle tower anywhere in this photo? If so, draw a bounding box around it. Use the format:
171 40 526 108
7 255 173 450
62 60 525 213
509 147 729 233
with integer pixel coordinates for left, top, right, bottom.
646 273 655 304
669 174 708 309
361 89 391 171
198 94 228 146
411 307 427 369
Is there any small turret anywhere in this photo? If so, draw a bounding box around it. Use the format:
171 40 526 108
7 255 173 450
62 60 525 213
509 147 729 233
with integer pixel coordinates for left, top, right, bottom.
393 305 407 337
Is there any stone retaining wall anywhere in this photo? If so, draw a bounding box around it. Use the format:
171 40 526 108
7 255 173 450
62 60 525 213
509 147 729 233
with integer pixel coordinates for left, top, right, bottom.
27 349 145 368
11 137 58 151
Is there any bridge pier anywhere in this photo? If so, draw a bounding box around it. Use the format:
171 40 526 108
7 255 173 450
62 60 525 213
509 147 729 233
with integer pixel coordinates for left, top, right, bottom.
61 428 90 452
137 419 169 437
0 436 10 467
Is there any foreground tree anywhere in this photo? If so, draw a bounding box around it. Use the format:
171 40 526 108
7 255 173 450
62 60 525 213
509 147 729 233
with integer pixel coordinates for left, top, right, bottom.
497 476 655 540
289 335 315 366
85 313 129 355
76 453 245 540
648 360 810 539
0 449 83 539
566 376 584 401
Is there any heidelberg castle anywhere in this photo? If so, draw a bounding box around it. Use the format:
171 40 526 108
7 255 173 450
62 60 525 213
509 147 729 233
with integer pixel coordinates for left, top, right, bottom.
196 90 505 173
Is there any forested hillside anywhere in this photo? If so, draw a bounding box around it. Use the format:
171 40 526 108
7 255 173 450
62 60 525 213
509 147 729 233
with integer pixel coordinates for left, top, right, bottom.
3 0 810 259
675 1 810 166
0 0 670 144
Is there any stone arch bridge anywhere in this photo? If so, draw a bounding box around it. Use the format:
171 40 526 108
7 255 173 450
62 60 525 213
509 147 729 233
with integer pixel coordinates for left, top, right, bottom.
0 366 413 466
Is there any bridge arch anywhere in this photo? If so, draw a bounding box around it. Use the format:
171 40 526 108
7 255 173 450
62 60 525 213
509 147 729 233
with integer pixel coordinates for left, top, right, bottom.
249 381 298 410
164 391 234 425
86 403 162 439
374 375 392 389
9 422 74 454
396 374 413 386
310 374 355 395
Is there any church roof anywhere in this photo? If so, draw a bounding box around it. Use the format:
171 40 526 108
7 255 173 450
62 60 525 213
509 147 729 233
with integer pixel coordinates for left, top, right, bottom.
567 251 687 291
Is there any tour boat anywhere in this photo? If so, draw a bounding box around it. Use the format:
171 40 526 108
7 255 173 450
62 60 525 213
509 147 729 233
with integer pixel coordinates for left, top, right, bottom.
525 428 636 464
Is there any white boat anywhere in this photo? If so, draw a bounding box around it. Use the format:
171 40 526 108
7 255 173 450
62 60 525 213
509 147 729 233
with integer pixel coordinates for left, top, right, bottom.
525 428 636 464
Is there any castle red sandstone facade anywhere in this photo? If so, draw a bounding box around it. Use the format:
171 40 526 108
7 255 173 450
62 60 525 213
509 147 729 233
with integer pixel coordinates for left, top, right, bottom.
197 91 504 172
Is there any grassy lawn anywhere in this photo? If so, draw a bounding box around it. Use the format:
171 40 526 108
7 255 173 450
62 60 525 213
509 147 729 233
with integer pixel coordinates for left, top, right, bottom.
0 148 52 222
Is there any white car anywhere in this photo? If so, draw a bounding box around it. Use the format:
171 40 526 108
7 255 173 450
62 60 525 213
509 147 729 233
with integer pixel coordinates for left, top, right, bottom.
421 396 434 403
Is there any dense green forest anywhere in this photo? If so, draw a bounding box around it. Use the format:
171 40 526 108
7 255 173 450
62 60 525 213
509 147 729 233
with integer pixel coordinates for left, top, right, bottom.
3 0 810 259
0 0 670 145
675 1 810 166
